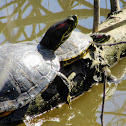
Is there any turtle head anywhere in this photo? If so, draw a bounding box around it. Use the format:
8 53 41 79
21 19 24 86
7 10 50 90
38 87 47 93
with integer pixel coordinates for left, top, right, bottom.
40 15 78 51
91 33 111 43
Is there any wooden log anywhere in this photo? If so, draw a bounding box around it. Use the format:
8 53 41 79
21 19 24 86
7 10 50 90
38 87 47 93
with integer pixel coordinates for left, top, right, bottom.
98 7 126 66
93 0 100 33
110 0 120 13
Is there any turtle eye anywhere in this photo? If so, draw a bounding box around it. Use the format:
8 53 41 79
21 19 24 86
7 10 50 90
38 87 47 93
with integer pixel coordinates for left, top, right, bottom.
67 18 74 23
72 15 77 20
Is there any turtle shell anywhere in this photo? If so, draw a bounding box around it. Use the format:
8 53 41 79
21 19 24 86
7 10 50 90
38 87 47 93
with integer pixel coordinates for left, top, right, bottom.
55 31 93 65
0 41 60 112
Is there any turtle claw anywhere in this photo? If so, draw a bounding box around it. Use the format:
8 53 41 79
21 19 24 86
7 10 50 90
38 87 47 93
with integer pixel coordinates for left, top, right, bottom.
66 94 71 108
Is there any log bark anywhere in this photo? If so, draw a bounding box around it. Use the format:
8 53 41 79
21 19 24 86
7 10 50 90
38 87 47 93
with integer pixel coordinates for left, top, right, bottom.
93 0 100 33
0 7 126 124
98 7 126 66
110 0 120 13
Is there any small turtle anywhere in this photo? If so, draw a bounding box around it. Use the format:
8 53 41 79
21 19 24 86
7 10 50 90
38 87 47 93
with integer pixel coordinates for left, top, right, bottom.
55 30 110 66
0 15 78 117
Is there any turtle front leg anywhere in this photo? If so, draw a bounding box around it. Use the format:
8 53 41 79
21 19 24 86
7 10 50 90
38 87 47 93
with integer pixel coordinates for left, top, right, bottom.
57 72 72 106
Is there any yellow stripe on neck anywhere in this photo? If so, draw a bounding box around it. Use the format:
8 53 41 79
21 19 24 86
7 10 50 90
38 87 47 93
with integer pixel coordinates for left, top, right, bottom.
54 24 72 51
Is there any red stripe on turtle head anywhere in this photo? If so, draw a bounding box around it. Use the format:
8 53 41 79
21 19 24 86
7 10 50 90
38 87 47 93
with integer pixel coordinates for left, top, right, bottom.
97 35 103 38
55 22 68 30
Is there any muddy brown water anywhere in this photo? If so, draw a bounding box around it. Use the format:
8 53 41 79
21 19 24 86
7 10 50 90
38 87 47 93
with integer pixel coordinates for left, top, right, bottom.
0 0 126 126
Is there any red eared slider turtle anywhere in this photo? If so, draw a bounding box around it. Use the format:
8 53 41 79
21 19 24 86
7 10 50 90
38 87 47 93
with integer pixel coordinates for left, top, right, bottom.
0 15 78 117
55 31 110 66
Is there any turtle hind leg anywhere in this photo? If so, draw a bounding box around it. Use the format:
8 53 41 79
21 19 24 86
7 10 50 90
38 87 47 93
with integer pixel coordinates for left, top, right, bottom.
57 72 72 106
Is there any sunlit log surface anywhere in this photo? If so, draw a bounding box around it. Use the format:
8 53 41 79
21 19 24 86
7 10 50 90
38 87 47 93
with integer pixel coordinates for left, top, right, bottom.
98 7 126 66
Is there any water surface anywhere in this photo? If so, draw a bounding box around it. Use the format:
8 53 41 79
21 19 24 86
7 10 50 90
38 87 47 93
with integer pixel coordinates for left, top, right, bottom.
0 0 126 126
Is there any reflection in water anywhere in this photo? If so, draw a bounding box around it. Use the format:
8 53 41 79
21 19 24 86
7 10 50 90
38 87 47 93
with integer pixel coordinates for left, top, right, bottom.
0 0 114 44
0 0 126 126
96 58 126 126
